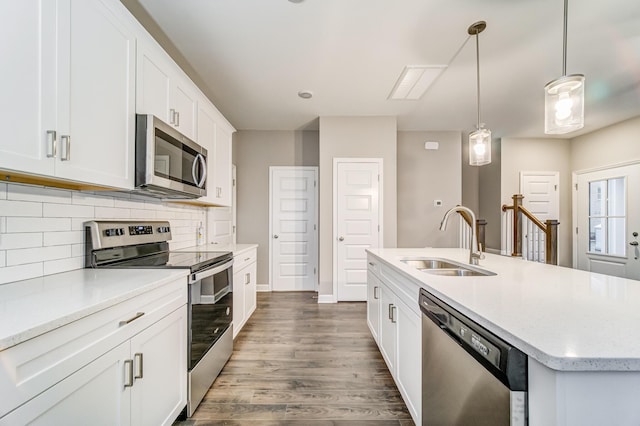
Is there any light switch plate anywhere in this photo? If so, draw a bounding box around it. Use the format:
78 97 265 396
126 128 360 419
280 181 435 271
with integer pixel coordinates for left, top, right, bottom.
434 200 443 207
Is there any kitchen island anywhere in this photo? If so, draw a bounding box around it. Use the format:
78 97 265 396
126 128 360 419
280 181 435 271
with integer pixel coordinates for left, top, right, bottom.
367 247 640 426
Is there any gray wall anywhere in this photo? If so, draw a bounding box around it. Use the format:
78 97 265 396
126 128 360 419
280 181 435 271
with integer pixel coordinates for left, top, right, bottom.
397 131 462 248
318 116 397 297
500 137 572 266
234 130 319 285
479 138 502 252
461 138 480 215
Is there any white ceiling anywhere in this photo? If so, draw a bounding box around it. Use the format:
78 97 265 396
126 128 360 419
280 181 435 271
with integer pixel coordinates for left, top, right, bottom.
132 0 640 137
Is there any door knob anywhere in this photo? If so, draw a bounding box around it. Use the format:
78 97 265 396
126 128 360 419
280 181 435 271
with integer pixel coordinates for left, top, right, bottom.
273 234 279 239
630 241 639 246
338 236 344 241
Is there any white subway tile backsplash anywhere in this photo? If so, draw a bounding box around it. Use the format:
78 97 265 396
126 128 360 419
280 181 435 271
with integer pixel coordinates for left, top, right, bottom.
72 192 115 207
7 245 71 266
0 182 207 284
8 184 72 204
43 203 94 218
44 231 83 246
0 263 44 285
94 206 131 219
44 257 84 276
0 233 43 250
0 200 43 217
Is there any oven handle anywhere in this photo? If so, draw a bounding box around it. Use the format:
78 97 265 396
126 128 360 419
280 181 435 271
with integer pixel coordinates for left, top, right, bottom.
190 259 233 284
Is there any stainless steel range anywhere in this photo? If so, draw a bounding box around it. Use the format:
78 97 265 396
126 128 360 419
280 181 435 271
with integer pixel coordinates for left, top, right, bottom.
84 220 233 417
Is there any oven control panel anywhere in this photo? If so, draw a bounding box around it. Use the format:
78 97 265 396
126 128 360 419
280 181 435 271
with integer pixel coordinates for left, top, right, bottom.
129 225 154 235
104 228 125 237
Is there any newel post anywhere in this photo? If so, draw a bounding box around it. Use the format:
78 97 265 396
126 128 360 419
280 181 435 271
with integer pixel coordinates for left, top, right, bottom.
545 219 560 265
512 194 524 257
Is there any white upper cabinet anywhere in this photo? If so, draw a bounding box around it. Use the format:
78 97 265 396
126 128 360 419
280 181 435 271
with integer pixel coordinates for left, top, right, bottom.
195 99 234 206
136 35 198 140
0 0 136 190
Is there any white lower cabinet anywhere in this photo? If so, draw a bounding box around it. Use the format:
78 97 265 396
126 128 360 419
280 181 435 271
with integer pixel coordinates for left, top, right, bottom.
232 247 258 338
0 278 187 425
367 255 422 424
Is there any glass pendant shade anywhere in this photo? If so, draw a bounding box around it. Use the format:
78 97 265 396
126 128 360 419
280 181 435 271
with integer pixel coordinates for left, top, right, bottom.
544 74 585 134
469 127 491 166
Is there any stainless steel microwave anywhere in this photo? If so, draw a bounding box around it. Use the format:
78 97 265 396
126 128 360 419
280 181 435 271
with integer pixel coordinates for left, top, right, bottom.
134 114 207 199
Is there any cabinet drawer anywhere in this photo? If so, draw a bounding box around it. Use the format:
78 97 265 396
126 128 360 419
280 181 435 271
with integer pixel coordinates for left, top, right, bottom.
368 257 380 278
233 248 257 272
0 277 186 417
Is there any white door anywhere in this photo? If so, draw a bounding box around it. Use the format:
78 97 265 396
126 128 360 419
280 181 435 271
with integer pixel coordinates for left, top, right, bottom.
335 160 382 301
520 172 560 262
575 163 640 280
270 167 318 291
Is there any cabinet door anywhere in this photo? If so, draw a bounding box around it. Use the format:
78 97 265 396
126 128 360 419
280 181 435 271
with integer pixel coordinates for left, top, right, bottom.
171 77 198 140
378 283 396 374
0 0 56 176
395 297 422 423
196 101 217 204
0 341 130 426
366 271 381 343
130 306 187 426
55 0 135 189
136 37 172 123
243 262 257 320
232 266 247 339
213 122 233 206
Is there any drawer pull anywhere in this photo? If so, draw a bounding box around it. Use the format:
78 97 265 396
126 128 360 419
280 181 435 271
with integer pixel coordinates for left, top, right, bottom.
244 257 251 261
119 312 145 327
374 286 379 299
134 353 143 380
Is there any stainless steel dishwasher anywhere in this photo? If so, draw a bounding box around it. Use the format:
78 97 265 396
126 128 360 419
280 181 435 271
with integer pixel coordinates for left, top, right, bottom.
419 288 528 425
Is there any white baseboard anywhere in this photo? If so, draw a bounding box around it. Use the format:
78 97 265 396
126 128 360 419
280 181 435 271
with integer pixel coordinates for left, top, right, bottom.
486 247 502 255
256 284 270 292
317 294 337 304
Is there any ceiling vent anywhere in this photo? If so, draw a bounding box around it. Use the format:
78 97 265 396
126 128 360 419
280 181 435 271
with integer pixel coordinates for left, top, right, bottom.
388 65 447 100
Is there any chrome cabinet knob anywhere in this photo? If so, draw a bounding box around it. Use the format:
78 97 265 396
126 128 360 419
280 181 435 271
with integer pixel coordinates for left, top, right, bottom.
338 236 344 241
630 241 639 246
273 234 279 239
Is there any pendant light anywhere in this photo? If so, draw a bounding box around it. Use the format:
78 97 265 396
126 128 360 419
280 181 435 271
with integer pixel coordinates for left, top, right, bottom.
544 0 584 134
468 21 491 166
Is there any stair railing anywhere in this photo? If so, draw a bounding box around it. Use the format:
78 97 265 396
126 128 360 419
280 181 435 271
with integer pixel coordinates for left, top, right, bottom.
501 194 559 265
457 211 487 252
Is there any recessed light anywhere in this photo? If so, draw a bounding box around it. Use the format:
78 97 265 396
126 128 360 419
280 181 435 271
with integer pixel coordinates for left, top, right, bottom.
288 0 304 3
388 65 447 100
298 90 313 99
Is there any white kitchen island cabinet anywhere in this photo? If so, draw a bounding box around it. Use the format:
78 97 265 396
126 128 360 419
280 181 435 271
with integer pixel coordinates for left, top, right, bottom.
232 246 258 337
0 269 188 425
367 247 640 426
0 0 136 190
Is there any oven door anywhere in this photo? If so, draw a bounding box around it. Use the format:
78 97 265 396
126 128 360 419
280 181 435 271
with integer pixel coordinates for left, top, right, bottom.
188 260 233 371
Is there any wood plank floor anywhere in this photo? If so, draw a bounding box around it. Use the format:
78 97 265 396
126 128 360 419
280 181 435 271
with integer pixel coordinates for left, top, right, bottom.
177 291 415 425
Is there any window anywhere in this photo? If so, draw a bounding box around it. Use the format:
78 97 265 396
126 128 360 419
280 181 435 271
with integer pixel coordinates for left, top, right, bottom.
588 177 626 256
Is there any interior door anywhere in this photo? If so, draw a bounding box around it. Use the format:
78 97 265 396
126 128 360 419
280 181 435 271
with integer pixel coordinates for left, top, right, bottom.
520 171 560 262
270 167 318 291
576 163 640 280
335 160 381 301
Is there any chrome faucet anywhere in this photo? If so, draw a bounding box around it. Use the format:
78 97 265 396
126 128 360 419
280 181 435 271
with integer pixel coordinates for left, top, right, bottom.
440 205 484 265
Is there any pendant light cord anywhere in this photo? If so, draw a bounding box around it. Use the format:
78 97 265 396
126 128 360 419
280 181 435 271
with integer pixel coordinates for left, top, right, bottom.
562 0 568 76
475 30 481 130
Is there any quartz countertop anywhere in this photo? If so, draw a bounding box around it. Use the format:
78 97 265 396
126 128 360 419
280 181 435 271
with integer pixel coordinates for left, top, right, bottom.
0 268 188 351
367 247 640 371
178 243 258 257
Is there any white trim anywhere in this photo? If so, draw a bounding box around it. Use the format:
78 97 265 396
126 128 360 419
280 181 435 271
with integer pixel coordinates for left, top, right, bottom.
317 294 337 304
256 284 270 292
332 158 384 302
573 159 640 176
268 166 319 292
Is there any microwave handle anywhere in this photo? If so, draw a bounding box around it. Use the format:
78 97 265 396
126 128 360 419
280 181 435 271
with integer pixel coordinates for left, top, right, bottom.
189 259 233 284
192 153 207 189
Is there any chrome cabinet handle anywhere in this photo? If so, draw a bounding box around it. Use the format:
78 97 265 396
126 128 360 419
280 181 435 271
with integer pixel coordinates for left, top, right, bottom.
119 312 145 327
192 153 207 188
245 272 250 285
391 306 397 323
60 135 71 161
124 359 134 387
388 303 393 320
338 236 344 241
373 286 379 300
46 130 57 158
169 109 176 124
176 111 180 127
134 353 143 379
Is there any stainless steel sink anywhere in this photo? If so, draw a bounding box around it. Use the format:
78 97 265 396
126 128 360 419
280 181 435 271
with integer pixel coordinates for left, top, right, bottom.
402 259 459 269
400 257 496 277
